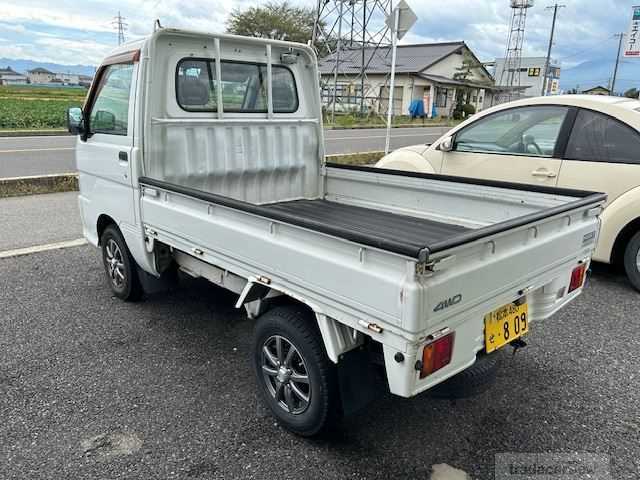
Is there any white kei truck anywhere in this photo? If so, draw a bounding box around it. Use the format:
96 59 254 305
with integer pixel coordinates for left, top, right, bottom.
67 28 606 436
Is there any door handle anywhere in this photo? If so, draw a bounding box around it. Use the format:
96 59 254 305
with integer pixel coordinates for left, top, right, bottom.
531 170 557 178
118 151 128 162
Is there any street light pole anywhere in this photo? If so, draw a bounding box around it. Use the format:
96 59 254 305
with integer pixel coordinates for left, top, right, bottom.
611 33 625 96
541 3 564 96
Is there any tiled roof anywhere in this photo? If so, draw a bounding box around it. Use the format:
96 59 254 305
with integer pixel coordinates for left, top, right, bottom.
318 42 465 75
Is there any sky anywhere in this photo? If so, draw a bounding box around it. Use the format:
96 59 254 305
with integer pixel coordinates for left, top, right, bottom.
0 0 638 86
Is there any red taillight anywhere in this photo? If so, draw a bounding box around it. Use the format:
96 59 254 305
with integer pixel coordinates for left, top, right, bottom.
420 332 455 379
569 264 587 293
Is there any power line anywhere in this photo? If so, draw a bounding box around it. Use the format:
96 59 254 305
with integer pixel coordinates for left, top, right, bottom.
112 11 128 46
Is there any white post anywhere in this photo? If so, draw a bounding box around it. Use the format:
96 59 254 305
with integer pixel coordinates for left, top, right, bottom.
385 6 400 155
427 84 434 119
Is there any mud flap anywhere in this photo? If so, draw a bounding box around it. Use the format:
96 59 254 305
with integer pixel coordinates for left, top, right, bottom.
337 347 378 416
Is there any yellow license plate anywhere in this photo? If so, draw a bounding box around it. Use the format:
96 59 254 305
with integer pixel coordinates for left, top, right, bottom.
484 300 529 353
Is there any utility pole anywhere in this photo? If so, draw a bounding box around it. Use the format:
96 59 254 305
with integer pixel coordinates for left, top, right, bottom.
541 3 565 96
112 11 127 46
611 33 625 95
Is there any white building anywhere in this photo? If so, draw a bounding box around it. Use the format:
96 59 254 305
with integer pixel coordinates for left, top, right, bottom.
493 56 561 97
55 72 81 85
319 42 500 118
28 67 56 84
0 67 28 85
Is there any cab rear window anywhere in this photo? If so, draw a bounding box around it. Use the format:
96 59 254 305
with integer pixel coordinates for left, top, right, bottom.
176 58 298 113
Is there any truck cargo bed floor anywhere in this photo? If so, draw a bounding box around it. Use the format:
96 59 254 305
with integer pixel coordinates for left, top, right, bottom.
265 199 470 253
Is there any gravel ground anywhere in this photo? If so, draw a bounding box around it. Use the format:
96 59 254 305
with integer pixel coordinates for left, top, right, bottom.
1 246 638 479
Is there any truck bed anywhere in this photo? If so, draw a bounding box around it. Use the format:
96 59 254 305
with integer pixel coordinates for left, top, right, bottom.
264 199 470 257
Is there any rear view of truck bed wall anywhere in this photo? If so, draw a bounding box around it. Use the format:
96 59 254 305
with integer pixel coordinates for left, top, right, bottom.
146 120 320 204
142 31 323 205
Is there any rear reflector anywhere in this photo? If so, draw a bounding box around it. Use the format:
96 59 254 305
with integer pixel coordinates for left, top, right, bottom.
568 264 587 293
420 332 455 379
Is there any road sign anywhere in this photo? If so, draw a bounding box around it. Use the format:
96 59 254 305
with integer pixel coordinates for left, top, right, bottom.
624 5 640 57
385 0 417 41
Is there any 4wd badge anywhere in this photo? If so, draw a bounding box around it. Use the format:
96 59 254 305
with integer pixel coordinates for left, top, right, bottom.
434 294 462 312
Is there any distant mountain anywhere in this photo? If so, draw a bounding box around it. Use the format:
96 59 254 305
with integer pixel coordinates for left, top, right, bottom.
0 58 96 77
560 57 640 94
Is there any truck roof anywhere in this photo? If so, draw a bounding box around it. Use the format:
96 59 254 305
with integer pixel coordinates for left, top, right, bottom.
100 28 315 65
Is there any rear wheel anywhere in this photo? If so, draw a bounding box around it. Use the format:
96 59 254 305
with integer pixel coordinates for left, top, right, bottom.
253 305 339 436
100 225 143 301
623 231 640 292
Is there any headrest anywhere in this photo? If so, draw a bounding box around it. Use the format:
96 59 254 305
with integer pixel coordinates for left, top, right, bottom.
178 76 209 107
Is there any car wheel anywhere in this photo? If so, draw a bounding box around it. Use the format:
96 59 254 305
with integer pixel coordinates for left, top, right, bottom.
100 225 143 301
623 231 640 292
253 305 339 436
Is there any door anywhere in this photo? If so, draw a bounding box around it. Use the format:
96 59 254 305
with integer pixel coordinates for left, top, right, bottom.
557 108 640 208
441 105 570 186
76 62 137 237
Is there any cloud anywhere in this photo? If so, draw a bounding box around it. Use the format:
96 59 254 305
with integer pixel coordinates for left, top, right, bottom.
0 0 635 69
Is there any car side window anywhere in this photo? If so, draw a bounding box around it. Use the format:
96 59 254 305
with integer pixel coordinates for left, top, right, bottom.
565 109 640 164
89 63 134 135
454 106 569 157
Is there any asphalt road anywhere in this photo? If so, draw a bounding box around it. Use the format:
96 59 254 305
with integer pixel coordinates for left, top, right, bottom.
1 194 639 479
0 127 446 178
0 192 81 251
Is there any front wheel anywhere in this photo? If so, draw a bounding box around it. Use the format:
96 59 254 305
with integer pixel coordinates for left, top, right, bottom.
623 231 640 292
100 225 143 301
252 305 339 436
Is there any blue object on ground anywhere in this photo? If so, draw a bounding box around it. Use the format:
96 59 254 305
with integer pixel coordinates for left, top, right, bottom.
408 100 425 118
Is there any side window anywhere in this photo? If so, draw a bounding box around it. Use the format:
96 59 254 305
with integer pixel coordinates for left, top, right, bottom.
175 59 298 113
89 64 134 135
454 106 568 157
565 110 640 164
176 59 217 111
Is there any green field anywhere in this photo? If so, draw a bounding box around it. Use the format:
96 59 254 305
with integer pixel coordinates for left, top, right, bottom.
0 85 87 130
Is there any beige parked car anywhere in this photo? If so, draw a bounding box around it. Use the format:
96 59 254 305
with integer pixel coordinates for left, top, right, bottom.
376 95 640 290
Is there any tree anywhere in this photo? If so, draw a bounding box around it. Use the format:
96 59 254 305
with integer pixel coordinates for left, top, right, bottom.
451 51 489 119
624 87 640 99
226 1 317 44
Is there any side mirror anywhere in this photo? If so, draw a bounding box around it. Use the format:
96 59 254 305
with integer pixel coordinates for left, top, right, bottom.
67 107 84 135
439 135 454 152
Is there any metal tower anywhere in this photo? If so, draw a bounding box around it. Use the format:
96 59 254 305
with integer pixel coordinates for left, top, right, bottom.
497 0 534 102
112 11 128 46
312 0 394 122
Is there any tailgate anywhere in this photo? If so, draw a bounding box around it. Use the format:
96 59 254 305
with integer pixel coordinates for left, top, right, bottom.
411 198 604 336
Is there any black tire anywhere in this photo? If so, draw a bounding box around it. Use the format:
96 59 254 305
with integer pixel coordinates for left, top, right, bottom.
100 225 143 302
428 350 504 399
252 305 339 436
623 231 640 292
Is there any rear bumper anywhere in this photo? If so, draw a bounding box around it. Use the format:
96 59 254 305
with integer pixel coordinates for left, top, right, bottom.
382 260 586 398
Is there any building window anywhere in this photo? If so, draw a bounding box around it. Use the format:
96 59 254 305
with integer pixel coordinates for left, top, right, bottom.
528 67 541 77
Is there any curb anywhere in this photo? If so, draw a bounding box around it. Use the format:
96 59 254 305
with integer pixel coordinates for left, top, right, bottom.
0 151 385 198
0 173 78 198
325 124 454 130
0 130 70 138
